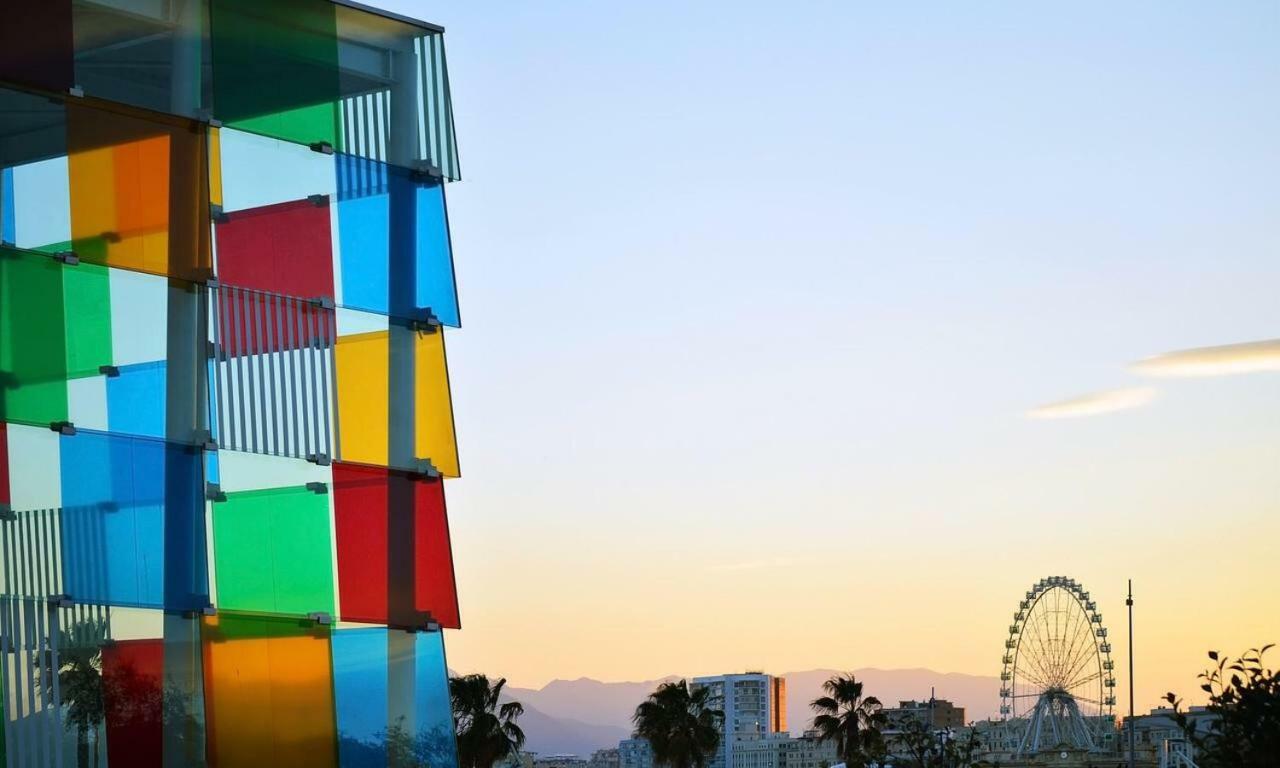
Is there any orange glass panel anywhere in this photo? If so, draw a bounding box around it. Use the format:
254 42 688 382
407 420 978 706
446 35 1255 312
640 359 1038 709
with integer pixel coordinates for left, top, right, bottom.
66 99 211 282
202 613 338 768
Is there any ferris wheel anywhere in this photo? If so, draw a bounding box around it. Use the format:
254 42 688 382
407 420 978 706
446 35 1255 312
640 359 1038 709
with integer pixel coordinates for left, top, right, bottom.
999 576 1116 753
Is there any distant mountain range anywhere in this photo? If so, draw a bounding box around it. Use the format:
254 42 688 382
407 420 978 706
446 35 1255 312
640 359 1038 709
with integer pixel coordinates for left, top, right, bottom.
503 668 999 757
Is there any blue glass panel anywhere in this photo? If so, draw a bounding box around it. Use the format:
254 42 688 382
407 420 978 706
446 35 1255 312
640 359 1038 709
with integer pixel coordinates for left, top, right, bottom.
107 360 166 438
1 167 13 244
59 430 207 609
414 631 459 768
336 155 458 326
206 449 221 486
333 628 390 767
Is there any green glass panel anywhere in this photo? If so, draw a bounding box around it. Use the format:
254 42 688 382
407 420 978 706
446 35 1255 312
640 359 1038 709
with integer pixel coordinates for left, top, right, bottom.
63 262 113 378
0 246 69 423
213 485 335 616
210 0 340 147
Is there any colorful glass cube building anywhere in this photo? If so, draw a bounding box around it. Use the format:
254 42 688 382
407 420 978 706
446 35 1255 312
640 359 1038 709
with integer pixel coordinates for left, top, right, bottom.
0 1 464 765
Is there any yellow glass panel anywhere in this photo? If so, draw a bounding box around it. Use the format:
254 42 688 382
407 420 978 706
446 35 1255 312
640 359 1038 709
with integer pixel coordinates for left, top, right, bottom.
202 614 338 768
70 136 172 276
335 330 389 467
209 126 223 207
415 329 459 476
334 329 459 476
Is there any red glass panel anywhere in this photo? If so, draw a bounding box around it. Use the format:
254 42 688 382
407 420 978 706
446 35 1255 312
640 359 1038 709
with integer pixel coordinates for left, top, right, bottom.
332 462 459 629
102 639 164 768
216 198 334 299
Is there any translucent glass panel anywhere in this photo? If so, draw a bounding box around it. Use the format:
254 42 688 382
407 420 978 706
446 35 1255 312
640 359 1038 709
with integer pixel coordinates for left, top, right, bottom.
0 246 112 426
106 360 167 438
209 284 338 460
59 429 208 610
102 638 165 766
0 0 210 117
211 486 334 616
332 462 459 629
207 0 460 179
66 99 213 282
209 0 340 147
202 613 338 768
334 326 459 476
71 0 213 118
215 198 334 298
215 127 337 213
332 628 459 768
336 155 459 325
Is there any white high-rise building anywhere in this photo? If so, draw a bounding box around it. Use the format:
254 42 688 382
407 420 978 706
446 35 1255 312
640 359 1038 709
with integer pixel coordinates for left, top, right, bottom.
691 673 788 768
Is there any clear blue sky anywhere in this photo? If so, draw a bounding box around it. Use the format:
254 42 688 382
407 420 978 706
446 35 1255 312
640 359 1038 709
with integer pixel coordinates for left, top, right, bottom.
377 1 1279 708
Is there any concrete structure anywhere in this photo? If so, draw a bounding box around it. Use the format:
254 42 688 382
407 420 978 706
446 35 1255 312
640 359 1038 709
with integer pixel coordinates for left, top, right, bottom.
589 747 621 768
883 697 966 730
619 737 655 768
691 673 788 768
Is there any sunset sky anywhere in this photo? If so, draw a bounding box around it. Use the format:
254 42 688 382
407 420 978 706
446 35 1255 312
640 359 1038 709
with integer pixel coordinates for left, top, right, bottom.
388 1 1279 714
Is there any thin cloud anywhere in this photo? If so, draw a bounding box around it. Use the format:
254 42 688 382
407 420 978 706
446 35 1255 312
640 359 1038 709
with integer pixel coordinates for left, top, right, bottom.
1026 387 1156 420
1131 339 1280 378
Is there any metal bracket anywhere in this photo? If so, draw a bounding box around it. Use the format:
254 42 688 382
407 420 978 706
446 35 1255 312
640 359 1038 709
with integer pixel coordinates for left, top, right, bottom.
50 421 76 436
409 313 441 334
0 505 15 522
310 296 335 310
53 251 79 266
206 483 227 502
413 459 441 480
48 594 75 610
306 482 328 495
68 86 84 98
99 364 120 378
210 204 229 224
101 231 121 244
307 193 329 207
307 453 331 467
412 160 444 181
307 612 333 626
309 141 335 156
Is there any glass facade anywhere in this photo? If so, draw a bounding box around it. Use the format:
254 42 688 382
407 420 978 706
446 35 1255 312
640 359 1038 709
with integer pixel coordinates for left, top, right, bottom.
0 1 464 765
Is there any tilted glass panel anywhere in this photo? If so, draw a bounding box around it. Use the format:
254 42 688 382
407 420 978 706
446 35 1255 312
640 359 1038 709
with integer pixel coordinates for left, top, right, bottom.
66 97 212 282
211 485 335 616
410 630 459 768
208 0 340 147
201 613 338 768
208 283 338 461
106 360 167 438
332 462 459 629
101 638 165 766
336 154 458 325
331 627 459 768
215 198 335 299
0 247 71 425
333 323 458 476
58 429 208 610
71 0 213 119
214 127 337 213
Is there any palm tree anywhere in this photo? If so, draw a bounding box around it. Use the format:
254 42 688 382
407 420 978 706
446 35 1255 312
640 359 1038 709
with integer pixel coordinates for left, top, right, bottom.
37 617 109 768
809 674 886 768
450 674 526 768
632 680 723 768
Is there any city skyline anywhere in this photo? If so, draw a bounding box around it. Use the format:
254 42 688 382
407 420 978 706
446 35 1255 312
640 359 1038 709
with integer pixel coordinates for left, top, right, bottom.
390 0 1279 714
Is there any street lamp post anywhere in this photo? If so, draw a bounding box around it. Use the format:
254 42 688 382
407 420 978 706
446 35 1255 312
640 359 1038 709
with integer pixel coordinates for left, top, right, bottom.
1127 579 1136 768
